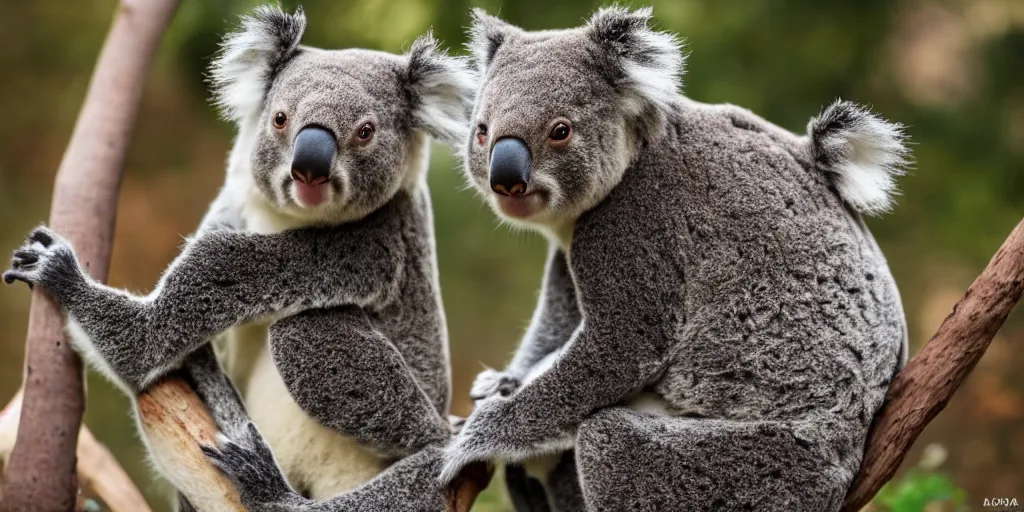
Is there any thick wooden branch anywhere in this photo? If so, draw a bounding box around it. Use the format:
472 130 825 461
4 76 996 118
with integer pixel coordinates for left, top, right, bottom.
0 0 180 510
136 377 244 511
842 217 1024 511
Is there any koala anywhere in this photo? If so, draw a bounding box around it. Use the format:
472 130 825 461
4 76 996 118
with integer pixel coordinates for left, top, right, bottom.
4 5 473 510
444 7 909 512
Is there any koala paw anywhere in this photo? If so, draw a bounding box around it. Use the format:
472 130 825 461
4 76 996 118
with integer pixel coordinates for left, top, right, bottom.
469 368 520 400
439 396 518 484
201 422 301 509
3 227 83 296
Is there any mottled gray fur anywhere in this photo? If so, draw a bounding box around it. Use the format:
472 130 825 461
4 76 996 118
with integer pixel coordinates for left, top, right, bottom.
447 7 909 511
5 5 472 509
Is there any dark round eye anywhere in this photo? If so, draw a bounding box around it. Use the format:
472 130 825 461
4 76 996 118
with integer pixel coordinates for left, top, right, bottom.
476 123 488 145
272 112 287 129
549 122 571 142
357 122 375 141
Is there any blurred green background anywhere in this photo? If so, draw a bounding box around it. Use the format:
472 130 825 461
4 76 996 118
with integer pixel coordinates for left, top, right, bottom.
0 0 1021 510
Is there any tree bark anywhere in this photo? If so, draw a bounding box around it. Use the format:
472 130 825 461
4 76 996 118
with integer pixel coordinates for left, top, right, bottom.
0 1 180 510
842 218 1024 511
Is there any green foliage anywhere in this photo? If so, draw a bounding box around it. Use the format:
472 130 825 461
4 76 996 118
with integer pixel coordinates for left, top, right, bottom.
874 470 968 512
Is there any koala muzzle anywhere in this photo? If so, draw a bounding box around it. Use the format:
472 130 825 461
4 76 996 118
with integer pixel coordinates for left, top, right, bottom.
291 126 337 185
490 137 532 197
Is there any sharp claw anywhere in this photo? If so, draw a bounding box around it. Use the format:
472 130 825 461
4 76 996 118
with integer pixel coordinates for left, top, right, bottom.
30 229 54 247
200 444 221 459
12 251 38 268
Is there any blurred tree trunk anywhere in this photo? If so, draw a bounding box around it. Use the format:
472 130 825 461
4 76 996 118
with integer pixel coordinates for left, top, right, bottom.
0 1 180 511
842 218 1024 511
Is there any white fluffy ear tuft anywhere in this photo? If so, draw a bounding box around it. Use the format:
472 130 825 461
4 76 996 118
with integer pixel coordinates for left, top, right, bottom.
466 8 519 74
587 6 685 136
405 33 476 146
209 5 306 121
808 100 911 216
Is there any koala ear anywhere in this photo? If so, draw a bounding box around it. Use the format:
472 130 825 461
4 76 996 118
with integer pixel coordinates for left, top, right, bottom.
404 33 476 146
209 5 306 121
466 8 519 73
586 6 684 136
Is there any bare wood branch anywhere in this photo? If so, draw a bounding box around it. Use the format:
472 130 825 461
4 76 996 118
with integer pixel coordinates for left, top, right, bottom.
76 425 152 512
136 377 244 511
444 461 493 512
0 1 181 510
842 217 1024 511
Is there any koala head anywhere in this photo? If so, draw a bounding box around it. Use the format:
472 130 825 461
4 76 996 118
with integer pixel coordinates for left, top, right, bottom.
462 7 683 237
211 6 474 223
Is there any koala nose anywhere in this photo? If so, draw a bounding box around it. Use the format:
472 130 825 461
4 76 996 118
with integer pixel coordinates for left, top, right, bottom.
291 126 336 185
489 137 532 197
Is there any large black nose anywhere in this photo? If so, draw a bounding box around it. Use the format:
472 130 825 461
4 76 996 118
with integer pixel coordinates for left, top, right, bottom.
291 126 337 185
489 137 531 197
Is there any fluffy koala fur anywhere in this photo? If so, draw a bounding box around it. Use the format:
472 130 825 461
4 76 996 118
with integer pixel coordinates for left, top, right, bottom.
5 5 473 510
448 7 909 511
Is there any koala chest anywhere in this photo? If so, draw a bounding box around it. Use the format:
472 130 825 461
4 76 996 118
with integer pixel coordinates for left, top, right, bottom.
216 202 387 498
220 323 387 499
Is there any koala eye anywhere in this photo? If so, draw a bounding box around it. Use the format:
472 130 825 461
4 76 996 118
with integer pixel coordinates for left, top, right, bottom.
476 124 488 146
272 112 287 129
356 122 375 142
548 121 572 145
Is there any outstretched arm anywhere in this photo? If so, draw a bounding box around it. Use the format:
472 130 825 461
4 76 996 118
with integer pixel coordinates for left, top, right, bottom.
470 245 581 400
4 213 403 392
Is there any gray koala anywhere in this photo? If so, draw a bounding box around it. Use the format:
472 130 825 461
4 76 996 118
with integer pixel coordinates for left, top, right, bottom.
443 7 909 511
4 5 473 510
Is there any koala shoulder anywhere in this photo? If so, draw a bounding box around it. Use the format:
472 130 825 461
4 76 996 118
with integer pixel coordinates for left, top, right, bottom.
660 99 910 217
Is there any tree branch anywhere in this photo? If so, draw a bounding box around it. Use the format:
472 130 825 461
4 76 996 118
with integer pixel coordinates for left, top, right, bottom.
1 389 151 512
0 1 180 510
842 217 1024 511
136 377 244 511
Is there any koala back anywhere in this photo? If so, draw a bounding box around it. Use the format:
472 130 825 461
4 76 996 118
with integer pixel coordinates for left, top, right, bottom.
570 97 907 431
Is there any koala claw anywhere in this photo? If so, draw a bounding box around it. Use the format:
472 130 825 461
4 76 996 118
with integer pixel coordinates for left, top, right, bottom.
4 227 78 291
202 422 296 507
469 369 520 400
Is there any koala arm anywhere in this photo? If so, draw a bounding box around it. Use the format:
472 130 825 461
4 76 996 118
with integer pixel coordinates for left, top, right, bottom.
4 217 403 392
204 422 446 512
471 246 581 400
442 317 665 482
269 307 451 456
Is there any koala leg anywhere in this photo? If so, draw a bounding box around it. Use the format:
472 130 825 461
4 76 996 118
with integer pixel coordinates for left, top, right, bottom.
575 408 851 512
204 422 447 512
546 451 585 512
177 344 250 438
505 464 551 512
506 449 583 512
269 306 451 456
